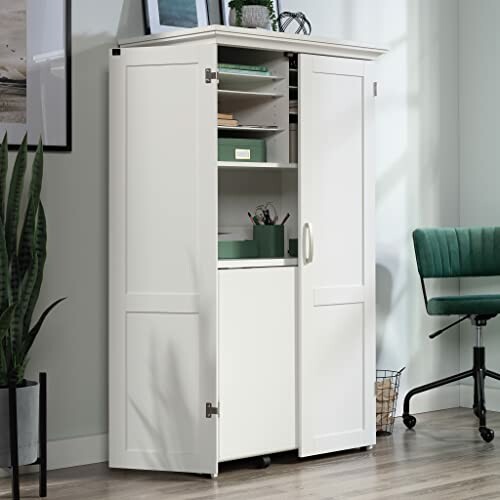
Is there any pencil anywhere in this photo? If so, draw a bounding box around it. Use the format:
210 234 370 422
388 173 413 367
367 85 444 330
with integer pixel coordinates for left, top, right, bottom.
281 213 291 225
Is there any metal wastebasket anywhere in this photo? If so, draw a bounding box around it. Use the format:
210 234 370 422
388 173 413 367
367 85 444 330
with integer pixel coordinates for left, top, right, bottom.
376 368 405 436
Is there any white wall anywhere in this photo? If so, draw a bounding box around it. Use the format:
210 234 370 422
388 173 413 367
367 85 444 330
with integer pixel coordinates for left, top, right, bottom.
458 0 500 410
282 0 461 413
12 0 462 469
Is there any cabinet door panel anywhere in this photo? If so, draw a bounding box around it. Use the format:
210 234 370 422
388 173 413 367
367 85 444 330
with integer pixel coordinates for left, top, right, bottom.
109 44 218 474
298 55 375 456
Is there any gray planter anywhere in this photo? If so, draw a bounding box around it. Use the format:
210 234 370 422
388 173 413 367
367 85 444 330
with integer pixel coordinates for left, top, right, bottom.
230 5 272 29
0 381 39 467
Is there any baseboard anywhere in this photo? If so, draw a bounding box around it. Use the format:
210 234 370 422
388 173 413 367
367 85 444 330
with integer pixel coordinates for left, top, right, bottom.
0 433 107 478
460 383 500 411
396 385 460 416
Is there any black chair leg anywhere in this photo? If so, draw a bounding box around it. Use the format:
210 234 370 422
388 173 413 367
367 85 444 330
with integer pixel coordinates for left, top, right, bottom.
485 369 500 382
402 369 474 429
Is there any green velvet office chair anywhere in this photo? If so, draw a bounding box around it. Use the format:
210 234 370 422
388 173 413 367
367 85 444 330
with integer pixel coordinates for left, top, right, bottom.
403 227 500 442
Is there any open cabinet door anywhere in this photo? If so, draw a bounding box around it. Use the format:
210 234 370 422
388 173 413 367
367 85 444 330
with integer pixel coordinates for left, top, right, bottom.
109 44 218 475
298 55 376 456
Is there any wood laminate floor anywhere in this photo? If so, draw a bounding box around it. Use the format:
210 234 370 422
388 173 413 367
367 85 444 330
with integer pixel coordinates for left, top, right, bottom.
2 408 500 499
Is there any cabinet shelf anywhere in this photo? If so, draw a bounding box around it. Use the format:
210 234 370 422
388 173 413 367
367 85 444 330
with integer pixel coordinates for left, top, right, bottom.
218 125 283 135
218 71 283 84
218 161 297 170
218 89 284 100
218 258 298 269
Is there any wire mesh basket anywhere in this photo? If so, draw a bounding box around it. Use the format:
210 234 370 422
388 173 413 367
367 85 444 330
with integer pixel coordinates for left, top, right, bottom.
376 368 405 436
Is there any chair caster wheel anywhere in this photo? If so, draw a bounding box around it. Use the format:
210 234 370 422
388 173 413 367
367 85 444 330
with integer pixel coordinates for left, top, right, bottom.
403 414 417 430
480 427 495 443
256 456 271 469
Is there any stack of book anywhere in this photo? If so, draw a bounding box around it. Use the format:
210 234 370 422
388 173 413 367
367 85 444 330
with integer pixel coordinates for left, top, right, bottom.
218 113 239 127
289 99 298 114
218 63 271 76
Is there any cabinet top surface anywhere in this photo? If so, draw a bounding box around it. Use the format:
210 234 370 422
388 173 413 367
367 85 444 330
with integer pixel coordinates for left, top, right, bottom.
119 25 386 60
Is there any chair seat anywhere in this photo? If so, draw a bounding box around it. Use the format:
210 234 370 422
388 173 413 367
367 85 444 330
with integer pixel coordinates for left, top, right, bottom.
427 294 500 315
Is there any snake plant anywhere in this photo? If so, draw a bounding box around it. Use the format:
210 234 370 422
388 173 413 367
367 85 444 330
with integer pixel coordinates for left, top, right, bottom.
0 133 65 387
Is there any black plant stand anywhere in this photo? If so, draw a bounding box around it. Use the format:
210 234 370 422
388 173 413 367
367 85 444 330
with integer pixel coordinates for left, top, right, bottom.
8 372 47 500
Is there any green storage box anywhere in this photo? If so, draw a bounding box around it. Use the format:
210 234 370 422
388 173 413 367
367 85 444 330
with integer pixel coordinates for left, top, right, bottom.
288 238 298 257
218 240 259 259
253 225 285 258
218 138 266 163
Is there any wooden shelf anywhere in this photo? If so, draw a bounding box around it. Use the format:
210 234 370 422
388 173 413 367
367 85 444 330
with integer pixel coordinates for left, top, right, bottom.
218 89 284 100
218 258 298 269
218 126 283 135
218 161 297 170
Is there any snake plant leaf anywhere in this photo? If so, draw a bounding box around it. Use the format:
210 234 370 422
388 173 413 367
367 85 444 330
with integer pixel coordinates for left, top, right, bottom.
22 297 66 359
28 138 43 211
0 218 9 312
0 304 16 344
18 196 36 279
13 252 38 352
0 133 8 223
9 254 20 304
5 134 27 259
23 202 46 333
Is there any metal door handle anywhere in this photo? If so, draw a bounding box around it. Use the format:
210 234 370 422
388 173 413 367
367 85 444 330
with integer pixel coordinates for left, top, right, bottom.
303 222 314 264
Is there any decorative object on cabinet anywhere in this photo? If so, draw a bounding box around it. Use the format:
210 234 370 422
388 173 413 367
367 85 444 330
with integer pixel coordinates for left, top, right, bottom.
0 133 65 498
0 0 71 151
221 0 278 30
143 0 209 34
278 11 312 35
253 224 284 258
288 238 298 257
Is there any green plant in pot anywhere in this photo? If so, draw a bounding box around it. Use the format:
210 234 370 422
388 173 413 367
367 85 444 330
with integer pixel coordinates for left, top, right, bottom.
0 133 65 467
228 0 278 30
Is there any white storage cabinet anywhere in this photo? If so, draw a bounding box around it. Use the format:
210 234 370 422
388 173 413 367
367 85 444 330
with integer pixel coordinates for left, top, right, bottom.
109 26 385 477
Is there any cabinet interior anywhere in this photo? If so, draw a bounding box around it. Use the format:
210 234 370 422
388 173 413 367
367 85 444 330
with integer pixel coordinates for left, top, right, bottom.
217 47 299 267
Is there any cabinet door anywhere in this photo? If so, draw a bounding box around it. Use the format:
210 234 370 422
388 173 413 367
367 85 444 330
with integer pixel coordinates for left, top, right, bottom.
298 55 375 456
109 44 218 474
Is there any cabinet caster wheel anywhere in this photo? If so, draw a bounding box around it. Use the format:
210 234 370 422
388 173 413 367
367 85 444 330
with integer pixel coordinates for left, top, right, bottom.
403 414 416 430
480 427 495 443
256 456 271 469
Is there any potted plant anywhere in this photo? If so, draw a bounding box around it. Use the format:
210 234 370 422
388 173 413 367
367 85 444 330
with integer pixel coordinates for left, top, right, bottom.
0 134 65 467
228 0 278 30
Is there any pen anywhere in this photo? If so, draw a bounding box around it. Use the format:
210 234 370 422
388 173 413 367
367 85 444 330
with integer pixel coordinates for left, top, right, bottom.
247 212 256 225
281 213 291 226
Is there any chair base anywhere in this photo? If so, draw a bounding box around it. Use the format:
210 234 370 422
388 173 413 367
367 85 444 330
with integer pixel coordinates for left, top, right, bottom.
402 345 500 442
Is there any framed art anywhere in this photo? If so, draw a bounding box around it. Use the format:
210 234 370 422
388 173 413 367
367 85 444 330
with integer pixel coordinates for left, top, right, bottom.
144 0 210 34
219 0 281 26
0 0 72 151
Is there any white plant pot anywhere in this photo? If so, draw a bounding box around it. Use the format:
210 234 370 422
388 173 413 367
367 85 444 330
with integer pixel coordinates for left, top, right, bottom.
230 5 272 30
0 381 39 467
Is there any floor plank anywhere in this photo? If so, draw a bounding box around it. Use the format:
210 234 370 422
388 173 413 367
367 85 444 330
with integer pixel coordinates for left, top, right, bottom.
2 408 500 499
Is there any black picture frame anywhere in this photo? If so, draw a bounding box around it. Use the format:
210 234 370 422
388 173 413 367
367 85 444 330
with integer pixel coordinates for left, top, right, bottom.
3 0 72 152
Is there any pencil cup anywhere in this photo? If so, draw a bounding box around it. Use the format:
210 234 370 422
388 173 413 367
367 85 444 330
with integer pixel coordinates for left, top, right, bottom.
253 225 285 258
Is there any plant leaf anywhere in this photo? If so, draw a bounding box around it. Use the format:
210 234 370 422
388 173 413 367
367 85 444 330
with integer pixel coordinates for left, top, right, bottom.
0 218 9 312
5 134 27 259
0 304 15 344
18 196 36 279
29 137 43 210
12 251 38 352
22 297 66 358
23 202 46 334
0 133 8 223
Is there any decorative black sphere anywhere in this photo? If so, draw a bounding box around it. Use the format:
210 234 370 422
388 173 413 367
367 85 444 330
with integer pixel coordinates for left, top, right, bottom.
278 11 312 35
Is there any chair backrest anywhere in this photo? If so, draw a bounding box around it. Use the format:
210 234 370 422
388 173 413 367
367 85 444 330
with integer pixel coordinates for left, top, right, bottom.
413 227 500 278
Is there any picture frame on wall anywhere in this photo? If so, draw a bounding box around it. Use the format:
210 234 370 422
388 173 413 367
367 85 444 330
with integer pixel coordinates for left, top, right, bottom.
219 0 281 27
0 0 72 151
144 0 210 34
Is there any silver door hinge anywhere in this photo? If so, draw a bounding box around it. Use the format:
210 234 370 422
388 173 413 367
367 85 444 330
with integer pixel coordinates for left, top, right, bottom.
205 68 218 84
206 402 219 418
373 81 378 97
